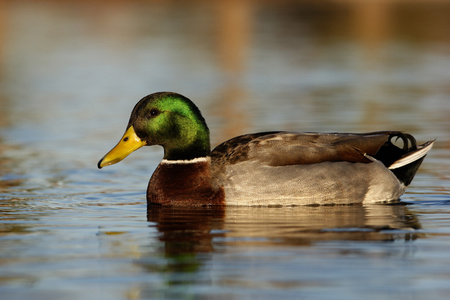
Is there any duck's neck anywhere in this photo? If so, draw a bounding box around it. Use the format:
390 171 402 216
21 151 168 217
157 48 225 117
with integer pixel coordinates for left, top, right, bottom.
162 123 211 161
163 141 210 161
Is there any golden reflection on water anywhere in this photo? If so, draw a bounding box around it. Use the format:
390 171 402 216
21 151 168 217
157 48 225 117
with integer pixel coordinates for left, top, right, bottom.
215 0 252 77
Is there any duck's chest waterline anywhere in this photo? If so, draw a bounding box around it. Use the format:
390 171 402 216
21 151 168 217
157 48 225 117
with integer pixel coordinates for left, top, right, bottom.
147 158 225 206
146 157 405 206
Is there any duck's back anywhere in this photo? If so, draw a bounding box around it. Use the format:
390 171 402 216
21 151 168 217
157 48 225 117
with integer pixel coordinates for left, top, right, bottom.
211 131 433 206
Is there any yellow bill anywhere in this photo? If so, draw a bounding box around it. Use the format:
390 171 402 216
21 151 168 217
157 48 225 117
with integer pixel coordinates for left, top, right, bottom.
97 126 146 169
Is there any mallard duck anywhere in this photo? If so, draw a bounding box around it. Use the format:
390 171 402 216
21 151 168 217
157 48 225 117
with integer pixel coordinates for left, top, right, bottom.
98 92 434 206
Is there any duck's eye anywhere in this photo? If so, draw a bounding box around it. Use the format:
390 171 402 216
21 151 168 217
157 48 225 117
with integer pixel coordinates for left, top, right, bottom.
149 108 160 117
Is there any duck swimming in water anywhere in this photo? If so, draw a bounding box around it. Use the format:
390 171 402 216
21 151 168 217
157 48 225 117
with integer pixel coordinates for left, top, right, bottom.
98 92 434 206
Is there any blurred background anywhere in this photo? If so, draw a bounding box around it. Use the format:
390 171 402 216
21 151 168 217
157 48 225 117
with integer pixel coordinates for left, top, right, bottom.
1 0 449 154
0 1 450 299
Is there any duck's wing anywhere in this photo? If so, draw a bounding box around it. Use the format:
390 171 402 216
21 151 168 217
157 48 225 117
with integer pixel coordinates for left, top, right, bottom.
211 131 416 167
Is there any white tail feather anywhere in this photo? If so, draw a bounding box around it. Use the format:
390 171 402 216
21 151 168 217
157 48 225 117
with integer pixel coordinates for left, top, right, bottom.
388 140 435 170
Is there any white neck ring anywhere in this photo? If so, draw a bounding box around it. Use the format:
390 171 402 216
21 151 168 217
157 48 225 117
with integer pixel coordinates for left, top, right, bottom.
161 156 210 164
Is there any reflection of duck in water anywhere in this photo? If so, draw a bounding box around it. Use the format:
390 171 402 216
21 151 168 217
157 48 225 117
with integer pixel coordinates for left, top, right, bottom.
98 92 434 206
140 205 421 298
146 205 421 254
147 206 225 255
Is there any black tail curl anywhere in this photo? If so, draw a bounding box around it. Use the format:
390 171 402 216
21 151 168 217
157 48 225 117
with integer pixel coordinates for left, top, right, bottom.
374 132 425 186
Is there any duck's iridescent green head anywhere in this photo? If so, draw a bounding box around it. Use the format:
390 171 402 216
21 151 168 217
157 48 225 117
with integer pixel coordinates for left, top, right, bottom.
98 92 210 168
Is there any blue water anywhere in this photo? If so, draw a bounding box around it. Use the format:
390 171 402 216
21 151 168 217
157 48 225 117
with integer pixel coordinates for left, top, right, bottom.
1 1 450 299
